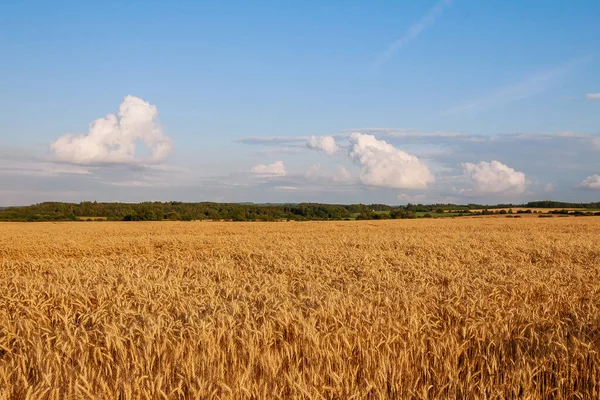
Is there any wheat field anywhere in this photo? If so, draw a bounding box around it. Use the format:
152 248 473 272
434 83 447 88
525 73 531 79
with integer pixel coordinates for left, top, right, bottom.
0 219 599 399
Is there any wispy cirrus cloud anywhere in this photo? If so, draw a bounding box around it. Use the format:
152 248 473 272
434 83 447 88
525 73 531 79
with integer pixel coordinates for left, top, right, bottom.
0 161 91 177
586 93 600 100
350 127 487 142
0 149 92 177
374 0 452 67
235 136 309 147
444 57 588 114
251 148 307 156
499 131 595 140
271 186 299 191
102 180 166 188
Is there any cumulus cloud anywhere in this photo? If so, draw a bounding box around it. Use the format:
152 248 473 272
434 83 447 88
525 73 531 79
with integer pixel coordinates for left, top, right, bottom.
306 163 321 179
577 175 600 190
333 165 352 182
50 95 172 165
544 183 555 192
348 133 434 189
586 93 600 100
307 136 339 155
461 160 526 195
250 161 286 176
592 137 600 150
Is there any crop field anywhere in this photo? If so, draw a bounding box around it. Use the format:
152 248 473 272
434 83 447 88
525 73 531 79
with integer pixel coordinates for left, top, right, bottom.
1 219 599 399
470 208 600 213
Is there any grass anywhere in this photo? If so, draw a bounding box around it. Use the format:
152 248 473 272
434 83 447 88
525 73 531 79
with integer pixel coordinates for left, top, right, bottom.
1 219 599 398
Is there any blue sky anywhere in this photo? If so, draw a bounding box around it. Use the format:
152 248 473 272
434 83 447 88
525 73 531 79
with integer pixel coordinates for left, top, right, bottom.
1 0 599 205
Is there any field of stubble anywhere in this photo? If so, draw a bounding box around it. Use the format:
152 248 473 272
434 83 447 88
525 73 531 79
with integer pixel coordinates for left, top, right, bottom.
1 219 599 399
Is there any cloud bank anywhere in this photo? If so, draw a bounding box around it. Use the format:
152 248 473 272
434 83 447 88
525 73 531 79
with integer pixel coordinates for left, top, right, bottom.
461 160 526 195
50 95 172 165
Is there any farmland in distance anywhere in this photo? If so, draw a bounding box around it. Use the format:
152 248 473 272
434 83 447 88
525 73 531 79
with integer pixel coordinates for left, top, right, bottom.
1 219 599 399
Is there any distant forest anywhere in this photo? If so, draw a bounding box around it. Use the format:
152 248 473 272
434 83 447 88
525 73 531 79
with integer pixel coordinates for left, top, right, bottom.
0 200 599 222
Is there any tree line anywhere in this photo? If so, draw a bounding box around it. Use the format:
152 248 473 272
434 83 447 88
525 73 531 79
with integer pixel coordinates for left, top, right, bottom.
0 201 460 222
0 200 598 222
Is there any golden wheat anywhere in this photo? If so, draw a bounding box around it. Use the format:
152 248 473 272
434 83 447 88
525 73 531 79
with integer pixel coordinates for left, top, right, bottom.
0 218 599 399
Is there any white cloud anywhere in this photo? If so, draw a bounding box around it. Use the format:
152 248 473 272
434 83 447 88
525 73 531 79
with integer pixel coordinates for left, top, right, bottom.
102 180 164 188
252 148 306 156
0 160 91 177
272 186 298 191
50 95 172 165
374 0 452 66
333 165 352 182
237 136 309 146
498 131 594 140
586 93 600 100
306 163 321 179
47 165 91 175
544 183 555 192
250 160 286 176
577 175 600 190
349 128 488 143
461 160 526 195
307 136 339 155
348 133 434 189
558 131 589 138
498 131 600 151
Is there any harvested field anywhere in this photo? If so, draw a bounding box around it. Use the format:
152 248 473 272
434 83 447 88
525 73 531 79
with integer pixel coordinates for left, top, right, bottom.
1 219 599 399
